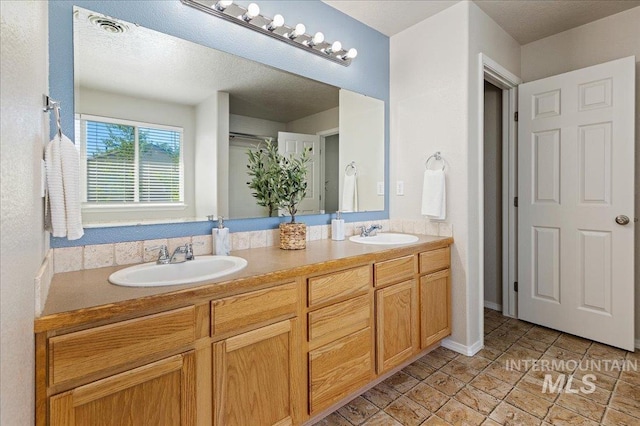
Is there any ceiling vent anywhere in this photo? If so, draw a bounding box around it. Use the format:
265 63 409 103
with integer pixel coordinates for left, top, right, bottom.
89 15 128 34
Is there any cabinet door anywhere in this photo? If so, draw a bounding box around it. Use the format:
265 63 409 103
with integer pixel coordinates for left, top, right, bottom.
376 280 419 373
213 319 300 426
420 269 451 348
50 352 195 426
308 327 374 414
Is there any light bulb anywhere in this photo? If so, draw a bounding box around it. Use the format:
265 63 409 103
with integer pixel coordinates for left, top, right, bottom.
325 40 342 54
214 0 233 11
344 48 357 59
241 3 259 21
288 23 305 39
305 32 324 47
267 14 284 31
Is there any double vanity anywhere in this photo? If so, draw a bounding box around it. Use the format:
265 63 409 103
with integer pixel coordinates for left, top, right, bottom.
35 234 452 426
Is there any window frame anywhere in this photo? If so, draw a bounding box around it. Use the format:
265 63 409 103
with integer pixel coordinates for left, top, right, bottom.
77 113 186 212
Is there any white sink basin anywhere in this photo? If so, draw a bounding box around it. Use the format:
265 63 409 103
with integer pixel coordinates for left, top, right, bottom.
109 256 248 287
349 233 419 245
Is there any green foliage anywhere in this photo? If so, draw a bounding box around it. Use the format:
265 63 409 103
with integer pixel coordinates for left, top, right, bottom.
246 138 311 223
94 124 180 163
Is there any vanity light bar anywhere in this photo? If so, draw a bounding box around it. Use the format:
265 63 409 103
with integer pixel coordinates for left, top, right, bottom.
181 0 357 66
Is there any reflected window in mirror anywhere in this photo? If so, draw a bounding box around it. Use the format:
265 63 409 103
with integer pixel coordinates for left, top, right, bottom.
77 114 185 213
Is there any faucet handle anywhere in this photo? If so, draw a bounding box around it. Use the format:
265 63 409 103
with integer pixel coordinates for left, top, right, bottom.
145 245 170 264
185 243 194 261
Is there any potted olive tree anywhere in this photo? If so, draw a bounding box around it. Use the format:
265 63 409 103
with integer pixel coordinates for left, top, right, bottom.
246 138 311 249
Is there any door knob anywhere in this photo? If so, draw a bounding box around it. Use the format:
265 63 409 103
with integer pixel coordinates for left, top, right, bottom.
615 215 630 225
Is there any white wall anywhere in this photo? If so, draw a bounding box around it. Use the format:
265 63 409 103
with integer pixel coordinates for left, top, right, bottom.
77 88 197 224
286 107 338 135
521 6 640 344
391 1 471 347
0 1 49 423
195 92 229 218
391 1 521 352
467 1 521 349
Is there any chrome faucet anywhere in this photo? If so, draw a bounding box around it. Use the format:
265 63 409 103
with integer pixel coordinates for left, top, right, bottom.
170 244 195 264
146 245 170 264
359 224 383 237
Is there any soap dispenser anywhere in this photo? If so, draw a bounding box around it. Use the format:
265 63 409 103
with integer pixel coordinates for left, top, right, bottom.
331 211 345 241
213 216 230 255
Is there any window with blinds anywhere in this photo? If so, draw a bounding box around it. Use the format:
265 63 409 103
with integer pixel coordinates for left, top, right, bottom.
77 116 183 206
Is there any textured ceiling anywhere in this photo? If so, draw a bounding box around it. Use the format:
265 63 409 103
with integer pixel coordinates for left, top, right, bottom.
322 1 456 37
74 7 338 123
322 0 640 44
474 0 640 44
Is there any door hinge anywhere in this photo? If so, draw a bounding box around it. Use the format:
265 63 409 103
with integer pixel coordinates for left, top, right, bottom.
514 197 518 207
514 111 519 122
514 282 518 292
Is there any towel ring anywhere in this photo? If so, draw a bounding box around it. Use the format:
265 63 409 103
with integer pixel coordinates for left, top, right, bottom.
345 161 357 176
425 152 445 171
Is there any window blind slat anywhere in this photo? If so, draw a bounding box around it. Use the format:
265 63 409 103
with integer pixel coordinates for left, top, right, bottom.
80 119 183 205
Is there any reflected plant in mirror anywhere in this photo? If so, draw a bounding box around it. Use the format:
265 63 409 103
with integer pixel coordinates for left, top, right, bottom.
246 138 312 223
246 139 282 218
73 6 385 228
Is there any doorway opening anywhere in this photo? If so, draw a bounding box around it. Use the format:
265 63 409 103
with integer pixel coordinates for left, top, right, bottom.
477 54 522 352
483 81 504 313
318 127 340 214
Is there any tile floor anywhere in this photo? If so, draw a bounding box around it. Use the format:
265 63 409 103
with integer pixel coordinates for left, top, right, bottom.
313 308 640 426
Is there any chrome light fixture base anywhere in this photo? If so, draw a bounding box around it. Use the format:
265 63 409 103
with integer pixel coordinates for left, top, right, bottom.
181 0 355 66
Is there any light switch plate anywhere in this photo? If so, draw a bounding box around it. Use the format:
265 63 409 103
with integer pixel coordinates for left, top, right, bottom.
377 182 384 195
396 181 404 196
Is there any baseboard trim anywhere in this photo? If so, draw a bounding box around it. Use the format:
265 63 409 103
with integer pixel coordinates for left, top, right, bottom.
441 338 483 356
635 339 640 350
484 301 502 311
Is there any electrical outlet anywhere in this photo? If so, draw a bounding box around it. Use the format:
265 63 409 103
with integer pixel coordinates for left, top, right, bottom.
396 181 404 196
377 182 384 195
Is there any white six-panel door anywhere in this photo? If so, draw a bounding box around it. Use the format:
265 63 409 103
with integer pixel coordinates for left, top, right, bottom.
518 56 635 351
278 131 321 215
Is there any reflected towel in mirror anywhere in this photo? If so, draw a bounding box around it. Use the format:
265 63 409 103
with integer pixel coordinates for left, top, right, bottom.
342 173 358 212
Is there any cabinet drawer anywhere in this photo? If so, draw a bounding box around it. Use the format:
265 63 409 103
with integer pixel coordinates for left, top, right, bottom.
308 265 371 307
49 306 195 386
308 294 370 348
419 247 450 274
375 255 417 287
212 282 297 335
309 328 374 413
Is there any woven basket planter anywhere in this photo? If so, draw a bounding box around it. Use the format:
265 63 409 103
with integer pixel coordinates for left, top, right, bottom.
279 223 306 250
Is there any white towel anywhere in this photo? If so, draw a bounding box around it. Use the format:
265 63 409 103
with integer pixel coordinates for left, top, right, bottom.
45 133 84 240
421 169 446 220
342 173 358 212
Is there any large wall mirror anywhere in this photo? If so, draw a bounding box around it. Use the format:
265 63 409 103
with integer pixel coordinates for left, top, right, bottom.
74 6 384 227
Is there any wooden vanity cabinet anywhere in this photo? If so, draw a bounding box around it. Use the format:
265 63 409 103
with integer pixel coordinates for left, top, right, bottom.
37 238 453 426
211 282 301 426
213 319 300 426
306 266 375 414
375 279 419 373
419 247 452 348
374 255 419 374
42 306 202 426
49 352 196 426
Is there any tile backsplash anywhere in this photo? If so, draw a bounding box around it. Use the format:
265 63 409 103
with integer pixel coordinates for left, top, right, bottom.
52 219 453 274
